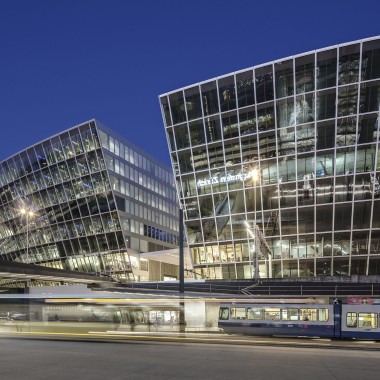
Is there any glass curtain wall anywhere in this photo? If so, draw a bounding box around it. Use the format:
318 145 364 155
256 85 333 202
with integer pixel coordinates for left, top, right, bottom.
0 120 180 282
160 36 380 279
0 121 132 278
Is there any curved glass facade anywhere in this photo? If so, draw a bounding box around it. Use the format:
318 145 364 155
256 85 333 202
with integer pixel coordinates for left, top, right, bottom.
0 120 179 281
160 36 380 280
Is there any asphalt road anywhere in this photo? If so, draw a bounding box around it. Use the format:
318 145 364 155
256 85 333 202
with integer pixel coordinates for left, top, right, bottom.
0 337 380 380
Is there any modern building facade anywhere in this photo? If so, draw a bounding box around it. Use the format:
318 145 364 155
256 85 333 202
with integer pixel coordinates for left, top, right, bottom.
0 120 179 281
159 36 380 280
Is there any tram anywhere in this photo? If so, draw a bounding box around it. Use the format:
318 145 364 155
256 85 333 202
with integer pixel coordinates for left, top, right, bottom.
0 295 181 333
218 301 380 339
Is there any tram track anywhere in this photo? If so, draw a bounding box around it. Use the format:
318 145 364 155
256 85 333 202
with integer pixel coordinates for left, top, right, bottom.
2 330 380 351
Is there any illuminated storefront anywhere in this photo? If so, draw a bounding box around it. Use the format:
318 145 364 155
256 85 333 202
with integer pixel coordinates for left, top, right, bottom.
160 36 380 279
0 120 179 281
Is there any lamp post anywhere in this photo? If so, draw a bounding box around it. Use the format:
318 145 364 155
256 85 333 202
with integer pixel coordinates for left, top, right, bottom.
179 206 186 333
246 168 260 280
20 208 34 264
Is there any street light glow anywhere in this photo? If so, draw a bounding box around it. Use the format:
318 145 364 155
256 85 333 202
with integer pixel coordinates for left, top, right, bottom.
20 208 34 217
251 168 259 182
20 207 35 264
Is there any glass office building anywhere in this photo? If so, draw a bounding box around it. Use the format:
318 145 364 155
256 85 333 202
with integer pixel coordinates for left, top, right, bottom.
159 36 380 280
0 120 179 281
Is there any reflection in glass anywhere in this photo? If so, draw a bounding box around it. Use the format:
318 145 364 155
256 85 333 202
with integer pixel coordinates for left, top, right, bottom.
362 39 380 80
275 59 294 98
218 76 236 112
236 70 255 108
184 86 203 121
160 38 380 279
339 43 361 85
169 91 186 125
295 54 314 94
255 65 273 103
317 49 337 90
0 120 178 282
201 81 219 116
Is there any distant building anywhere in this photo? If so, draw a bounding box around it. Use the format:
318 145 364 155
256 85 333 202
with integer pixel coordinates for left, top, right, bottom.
0 120 179 281
159 36 380 279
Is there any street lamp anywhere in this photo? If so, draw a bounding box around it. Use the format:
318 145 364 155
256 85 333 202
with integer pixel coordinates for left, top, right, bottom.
20 208 34 264
246 167 260 280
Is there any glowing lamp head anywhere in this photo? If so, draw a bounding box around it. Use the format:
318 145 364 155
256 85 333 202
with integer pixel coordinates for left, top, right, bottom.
251 168 259 182
20 209 34 217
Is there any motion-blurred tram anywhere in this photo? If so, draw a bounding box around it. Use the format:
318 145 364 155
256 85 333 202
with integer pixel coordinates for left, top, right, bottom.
218 301 380 340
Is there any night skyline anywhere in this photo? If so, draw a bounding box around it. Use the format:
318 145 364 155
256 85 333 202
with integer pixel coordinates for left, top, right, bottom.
1 0 379 166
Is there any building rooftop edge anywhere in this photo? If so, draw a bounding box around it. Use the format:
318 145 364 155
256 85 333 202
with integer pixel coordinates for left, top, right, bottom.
96 121 172 171
0 118 97 166
0 119 171 172
159 35 380 97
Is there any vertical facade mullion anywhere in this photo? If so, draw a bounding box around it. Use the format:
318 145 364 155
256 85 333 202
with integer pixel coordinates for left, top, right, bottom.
159 37 380 280
272 62 280 278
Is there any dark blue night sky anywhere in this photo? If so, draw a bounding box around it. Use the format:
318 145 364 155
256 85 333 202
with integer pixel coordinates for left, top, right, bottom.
1 0 379 166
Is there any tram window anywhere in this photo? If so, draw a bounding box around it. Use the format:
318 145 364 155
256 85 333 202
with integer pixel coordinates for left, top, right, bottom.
247 307 264 320
318 308 329 322
231 307 247 319
300 308 317 321
264 307 281 320
281 308 299 321
358 313 378 328
219 307 230 320
346 312 357 328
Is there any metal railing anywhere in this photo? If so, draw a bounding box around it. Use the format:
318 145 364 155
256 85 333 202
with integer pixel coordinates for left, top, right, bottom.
120 281 380 297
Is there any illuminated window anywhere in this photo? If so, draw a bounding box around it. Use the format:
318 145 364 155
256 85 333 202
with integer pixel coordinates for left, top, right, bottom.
299 308 317 321
264 307 281 320
247 307 264 320
219 307 229 320
346 312 357 327
318 308 329 322
231 307 246 320
358 312 378 328
281 308 299 321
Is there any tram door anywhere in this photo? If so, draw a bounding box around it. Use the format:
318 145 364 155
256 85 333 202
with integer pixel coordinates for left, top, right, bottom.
333 303 342 338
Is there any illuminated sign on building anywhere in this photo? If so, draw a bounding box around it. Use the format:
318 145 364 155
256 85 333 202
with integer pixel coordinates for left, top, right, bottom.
196 170 257 188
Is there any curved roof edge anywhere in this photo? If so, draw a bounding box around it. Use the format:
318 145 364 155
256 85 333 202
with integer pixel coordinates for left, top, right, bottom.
0 118 96 166
0 118 173 174
159 35 380 97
